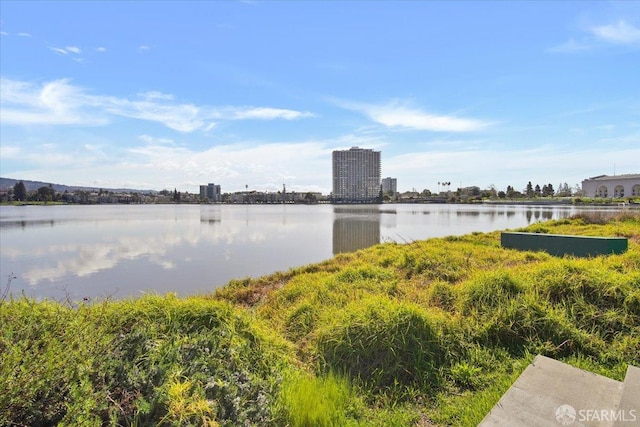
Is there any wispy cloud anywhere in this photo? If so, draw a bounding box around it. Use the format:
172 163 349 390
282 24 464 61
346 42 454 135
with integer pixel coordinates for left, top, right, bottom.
551 19 640 53
138 45 151 52
230 107 315 120
590 20 640 45
1 31 8 36
0 78 107 126
139 134 176 146
548 38 591 53
0 78 315 132
105 95 208 132
49 45 82 55
338 100 490 132
96 47 107 53
17 32 32 37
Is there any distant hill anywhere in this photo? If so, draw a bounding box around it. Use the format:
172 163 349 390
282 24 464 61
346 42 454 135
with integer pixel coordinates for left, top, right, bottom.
0 177 156 194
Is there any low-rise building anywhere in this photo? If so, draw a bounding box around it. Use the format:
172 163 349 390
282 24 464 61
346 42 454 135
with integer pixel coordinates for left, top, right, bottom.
581 174 640 198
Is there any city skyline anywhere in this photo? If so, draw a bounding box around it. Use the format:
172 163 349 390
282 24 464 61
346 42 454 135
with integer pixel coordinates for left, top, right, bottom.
1 1 639 194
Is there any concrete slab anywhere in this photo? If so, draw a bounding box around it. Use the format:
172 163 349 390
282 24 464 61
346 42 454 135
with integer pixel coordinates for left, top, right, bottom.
615 365 640 427
480 355 624 427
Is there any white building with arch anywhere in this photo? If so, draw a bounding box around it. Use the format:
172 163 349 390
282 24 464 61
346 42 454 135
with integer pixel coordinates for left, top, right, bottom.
581 174 640 198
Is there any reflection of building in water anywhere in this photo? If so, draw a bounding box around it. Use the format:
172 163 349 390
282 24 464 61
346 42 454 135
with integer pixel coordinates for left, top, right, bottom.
332 207 381 254
332 147 381 203
200 206 221 224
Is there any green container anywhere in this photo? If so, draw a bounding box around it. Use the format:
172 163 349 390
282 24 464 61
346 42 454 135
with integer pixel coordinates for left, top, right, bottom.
501 232 628 257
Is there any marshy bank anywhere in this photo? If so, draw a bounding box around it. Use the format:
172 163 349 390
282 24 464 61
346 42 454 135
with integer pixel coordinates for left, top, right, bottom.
2 212 639 426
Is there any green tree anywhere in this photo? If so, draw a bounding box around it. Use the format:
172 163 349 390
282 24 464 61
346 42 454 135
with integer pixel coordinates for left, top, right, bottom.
525 182 534 197
13 181 27 201
36 185 55 202
534 184 541 197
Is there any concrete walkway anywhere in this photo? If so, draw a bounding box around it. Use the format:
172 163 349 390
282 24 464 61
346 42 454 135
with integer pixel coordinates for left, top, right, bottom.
479 355 639 427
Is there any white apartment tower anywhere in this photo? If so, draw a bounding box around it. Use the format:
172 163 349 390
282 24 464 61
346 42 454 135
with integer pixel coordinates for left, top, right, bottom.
332 147 381 203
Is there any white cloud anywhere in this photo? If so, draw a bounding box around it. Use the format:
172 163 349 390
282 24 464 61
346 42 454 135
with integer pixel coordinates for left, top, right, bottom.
139 134 176 146
96 47 107 52
5 136 364 193
0 145 21 159
125 140 335 190
139 91 174 101
550 19 640 53
49 45 82 56
1 32 8 36
230 107 315 120
138 45 151 51
590 20 640 45
49 47 69 55
104 96 208 132
548 38 591 53
17 32 31 37
1 78 314 131
0 78 107 126
338 100 489 132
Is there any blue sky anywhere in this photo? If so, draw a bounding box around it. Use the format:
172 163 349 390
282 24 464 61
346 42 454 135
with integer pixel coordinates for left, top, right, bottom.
1 1 639 194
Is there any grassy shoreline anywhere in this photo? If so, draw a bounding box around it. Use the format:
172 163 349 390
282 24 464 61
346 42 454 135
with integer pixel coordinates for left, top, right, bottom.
2 212 639 426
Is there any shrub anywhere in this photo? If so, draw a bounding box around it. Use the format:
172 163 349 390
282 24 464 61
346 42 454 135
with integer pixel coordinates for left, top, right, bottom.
0 296 289 427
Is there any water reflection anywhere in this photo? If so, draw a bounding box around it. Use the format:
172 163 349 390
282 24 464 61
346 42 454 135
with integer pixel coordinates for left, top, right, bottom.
200 206 221 224
525 209 554 223
1 219 58 230
0 204 628 300
333 206 381 254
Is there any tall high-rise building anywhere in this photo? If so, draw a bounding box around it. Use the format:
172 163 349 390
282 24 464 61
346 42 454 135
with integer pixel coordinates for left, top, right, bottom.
332 147 381 203
381 177 397 196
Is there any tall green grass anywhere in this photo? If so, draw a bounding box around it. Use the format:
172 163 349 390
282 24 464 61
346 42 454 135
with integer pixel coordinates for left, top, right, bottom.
274 371 363 427
316 296 445 392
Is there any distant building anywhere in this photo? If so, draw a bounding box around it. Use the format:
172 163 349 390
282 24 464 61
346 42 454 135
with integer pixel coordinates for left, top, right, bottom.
381 177 397 196
332 147 381 203
581 174 640 198
200 183 221 202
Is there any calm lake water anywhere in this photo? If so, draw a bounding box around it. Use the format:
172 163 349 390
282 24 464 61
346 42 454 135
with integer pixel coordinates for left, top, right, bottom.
0 204 624 301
